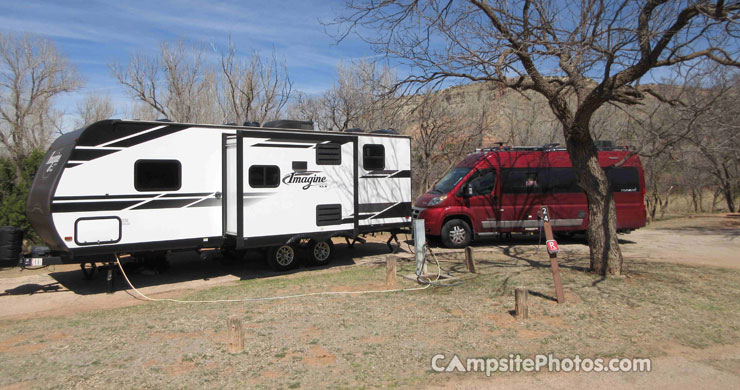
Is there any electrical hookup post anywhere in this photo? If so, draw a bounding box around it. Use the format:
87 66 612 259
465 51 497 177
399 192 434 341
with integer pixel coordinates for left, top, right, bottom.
539 206 566 304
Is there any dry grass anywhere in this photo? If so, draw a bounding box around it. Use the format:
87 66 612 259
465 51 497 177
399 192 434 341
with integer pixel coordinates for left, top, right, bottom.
1 247 740 389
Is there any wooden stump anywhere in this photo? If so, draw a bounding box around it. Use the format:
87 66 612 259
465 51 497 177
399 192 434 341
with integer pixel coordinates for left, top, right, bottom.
514 287 528 320
227 316 244 353
464 247 477 273
386 255 397 287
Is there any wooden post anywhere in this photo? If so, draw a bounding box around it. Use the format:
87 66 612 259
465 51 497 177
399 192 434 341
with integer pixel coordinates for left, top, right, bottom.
464 247 477 273
227 316 244 354
386 255 397 287
540 206 566 304
514 287 528 320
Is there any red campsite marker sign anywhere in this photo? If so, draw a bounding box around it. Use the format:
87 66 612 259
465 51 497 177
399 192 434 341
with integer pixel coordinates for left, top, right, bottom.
539 206 565 304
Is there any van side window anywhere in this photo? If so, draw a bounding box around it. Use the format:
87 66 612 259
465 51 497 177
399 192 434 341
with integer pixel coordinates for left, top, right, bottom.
468 170 496 196
363 144 385 170
605 167 640 192
501 169 541 194
249 165 280 188
316 143 342 165
543 168 581 193
134 160 181 191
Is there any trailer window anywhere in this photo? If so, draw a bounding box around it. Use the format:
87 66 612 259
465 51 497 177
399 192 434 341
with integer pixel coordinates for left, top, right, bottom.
249 165 280 188
363 144 385 170
134 160 181 191
605 167 640 192
317 143 342 165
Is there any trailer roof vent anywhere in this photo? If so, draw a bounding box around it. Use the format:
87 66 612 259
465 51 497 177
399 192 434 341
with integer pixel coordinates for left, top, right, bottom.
224 122 237 126
156 118 172 122
262 120 314 130
370 128 398 135
243 121 260 127
345 128 364 133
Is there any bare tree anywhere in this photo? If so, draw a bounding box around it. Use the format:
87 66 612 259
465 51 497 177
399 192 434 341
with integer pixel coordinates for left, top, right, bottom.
679 66 740 212
0 33 81 171
128 102 159 121
335 0 740 275
496 89 562 145
291 60 400 131
111 40 219 123
75 93 115 127
219 42 292 125
407 90 490 198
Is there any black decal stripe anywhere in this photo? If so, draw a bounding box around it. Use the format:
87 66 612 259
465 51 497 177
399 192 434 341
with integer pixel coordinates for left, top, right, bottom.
187 198 222 208
54 194 159 201
371 202 412 220
69 148 119 161
161 192 213 198
51 201 141 213
370 170 397 175
76 122 159 146
66 163 81 168
340 218 354 224
389 170 411 178
358 202 396 213
131 198 197 210
53 193 213 201
108 125 189 147
252 143 313 148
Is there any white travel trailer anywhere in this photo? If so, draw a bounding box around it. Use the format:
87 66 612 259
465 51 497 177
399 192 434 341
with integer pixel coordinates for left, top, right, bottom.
26 119 412 272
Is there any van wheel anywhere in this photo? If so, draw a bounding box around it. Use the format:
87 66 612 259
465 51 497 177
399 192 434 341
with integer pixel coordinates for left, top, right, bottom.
441 219 472 248
267 244 299 271
307 239 334 266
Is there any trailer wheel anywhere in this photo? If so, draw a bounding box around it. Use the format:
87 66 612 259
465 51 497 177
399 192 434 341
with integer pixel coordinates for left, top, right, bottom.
441 219 472 248
267 244 299 271
307 239 334 266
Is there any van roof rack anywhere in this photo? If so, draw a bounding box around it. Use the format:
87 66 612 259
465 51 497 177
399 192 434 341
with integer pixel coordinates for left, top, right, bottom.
476 140 627 153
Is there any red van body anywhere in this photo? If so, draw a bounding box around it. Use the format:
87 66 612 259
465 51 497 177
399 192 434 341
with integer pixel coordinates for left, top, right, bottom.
413 146 647 248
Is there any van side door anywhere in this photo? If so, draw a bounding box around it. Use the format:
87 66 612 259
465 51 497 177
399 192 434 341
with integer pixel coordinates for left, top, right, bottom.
498 168 544 231
461 168 498 233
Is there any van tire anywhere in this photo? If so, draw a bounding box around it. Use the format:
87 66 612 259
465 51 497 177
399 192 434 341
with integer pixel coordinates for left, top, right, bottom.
307 239 334 266
441 219 472 248
267 244 299 271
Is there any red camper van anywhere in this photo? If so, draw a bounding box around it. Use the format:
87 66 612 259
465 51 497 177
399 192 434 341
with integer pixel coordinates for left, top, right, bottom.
413 143 646 248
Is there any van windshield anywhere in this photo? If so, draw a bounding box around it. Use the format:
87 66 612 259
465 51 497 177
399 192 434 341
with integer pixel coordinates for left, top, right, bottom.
431 167 472 194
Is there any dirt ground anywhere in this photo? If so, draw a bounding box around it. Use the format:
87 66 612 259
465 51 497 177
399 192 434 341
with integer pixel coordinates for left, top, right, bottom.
0 214 738 389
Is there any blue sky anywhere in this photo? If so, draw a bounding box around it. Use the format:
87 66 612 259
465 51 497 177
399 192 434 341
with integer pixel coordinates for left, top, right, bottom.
0 0 377 129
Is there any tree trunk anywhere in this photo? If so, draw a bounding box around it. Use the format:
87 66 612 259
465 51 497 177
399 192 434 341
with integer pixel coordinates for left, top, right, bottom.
566 129 624 276
723 184 736 213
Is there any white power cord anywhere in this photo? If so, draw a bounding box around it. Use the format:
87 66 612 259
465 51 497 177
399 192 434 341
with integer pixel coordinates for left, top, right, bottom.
114 254 430 303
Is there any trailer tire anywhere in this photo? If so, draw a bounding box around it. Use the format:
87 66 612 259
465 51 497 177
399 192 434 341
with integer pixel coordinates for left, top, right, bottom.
440 219 472 248
307 239 334 266
267 244 299 271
